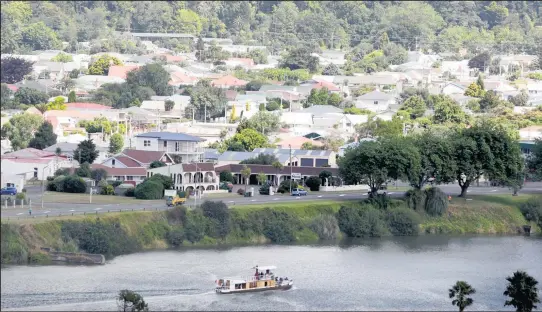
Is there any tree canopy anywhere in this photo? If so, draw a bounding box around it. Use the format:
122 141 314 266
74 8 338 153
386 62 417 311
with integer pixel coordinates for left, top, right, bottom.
28 121 57 150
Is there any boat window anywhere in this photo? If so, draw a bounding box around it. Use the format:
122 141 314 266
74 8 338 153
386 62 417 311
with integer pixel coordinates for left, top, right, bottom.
264 281 268 287
242 283 247 289
235 284 241 289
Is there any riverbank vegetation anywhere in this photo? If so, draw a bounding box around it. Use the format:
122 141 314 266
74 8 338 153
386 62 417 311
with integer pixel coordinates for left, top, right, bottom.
2 193 540 265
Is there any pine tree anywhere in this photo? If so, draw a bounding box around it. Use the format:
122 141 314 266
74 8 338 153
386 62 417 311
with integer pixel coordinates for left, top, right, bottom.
230 105 237 122
476 74 485 90
68 91 76 103
73 139 99 164
379 32 390 49
28 121 57 150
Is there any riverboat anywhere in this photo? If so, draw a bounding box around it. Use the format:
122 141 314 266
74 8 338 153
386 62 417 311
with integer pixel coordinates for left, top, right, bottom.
215 265 293 294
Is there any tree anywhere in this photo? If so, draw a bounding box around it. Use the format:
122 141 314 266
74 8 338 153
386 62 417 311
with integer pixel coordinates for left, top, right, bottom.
468 52 491 72
14 87 49 105
230 104 237 122
149 161 166 169
21 21 61 50
464 83 484 98
46 96 67 111
246 80 263 92
322 63 340 76
308 88 330 106
0 56 34 83
3 113 43 150
75 162 92 178
328 93 342 107
117 289 149 312
383 42 408 65
109 133 124 154
322 134 345 153
226 128 269 151
1 83 14 109
56 77 75 94
272 161 284 185
509 90 529 107
88 54 123 75
51 52 73 63
73 139 99 164
301 141 321 150
126 63 172 96
185 80 227 121
219 170 234 183
174 9 203 35
400 96 427 119
449 281 476 312
527 139 542 180
279 46 319 73
236 111 281 135
68 91 77 103
476 74 485 90
164 100 174 111
479 90 505 112
28 121 57 150
452 121 522 197
69 69 80 79
503 271 540 312
257 172 267 185
240 153 278 165
409 132 456 189
91 168 108 182
433 97 469 125
240 165 251 192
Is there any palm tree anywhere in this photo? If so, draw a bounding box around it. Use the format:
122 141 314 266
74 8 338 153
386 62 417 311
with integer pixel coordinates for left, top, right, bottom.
504 270 540 312
449 281 476 312
35 104 48 114
240 165 251 193
272 161 283 186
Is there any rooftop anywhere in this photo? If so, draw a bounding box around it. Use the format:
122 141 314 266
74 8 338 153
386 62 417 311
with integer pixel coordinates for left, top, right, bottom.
135 132 203 142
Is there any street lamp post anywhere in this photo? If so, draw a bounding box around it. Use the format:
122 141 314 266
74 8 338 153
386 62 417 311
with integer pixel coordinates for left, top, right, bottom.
289 144 293 194
41 164 51 209
192 160 199 207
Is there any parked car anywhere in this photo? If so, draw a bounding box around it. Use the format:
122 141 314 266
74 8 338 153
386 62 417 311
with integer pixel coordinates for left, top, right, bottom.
291 188 307 196
0 187 17 195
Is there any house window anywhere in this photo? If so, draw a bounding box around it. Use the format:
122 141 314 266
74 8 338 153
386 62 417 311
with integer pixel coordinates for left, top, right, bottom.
175 142 180 152
163 141 167 148
127 176 134 180
144 140 151 147
112 159 116 167
374 101 379 105
34 167 38 178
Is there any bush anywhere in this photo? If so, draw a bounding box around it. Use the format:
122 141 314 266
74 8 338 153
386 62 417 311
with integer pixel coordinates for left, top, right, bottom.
309 214 340 240
336 205 388 237
386 208 420 236
237 188 245 195
100 184 115 195
54 168 70 177
424 187 448 216
75 162 91 178
107 180 122 187
52 175 67 192
134 181 164 200
406 189 426 211
63 175 87 193
520 196 542 229
46 176 55 181
91 168 108 182
147 174 173 190
21 188 26 193
167 206 188 225
166 228 185 247
98 179 109 187
201 201 230 238
219 170 234 183
177 190 187 199
305 176 321 191
184 212 207 243
124 188 135 197
362 194 402 210
277 179 298 193
15 193 26 200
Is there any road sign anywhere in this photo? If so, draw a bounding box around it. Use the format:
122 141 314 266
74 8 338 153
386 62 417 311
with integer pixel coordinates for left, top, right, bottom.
291 173 301 180
165 190 177 197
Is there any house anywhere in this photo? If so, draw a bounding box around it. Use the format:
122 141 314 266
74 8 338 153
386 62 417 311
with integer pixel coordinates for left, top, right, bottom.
215 164 339 186
0 148 74 180
302 105 343 115
102 149 175 169
275 136 324 149
147 162 219 192
90 163 147 186
15 80 59 93
44 142 108 164
448 94 476 106
150 95 191 111
519 126 542 141
309 81 341 93
134 132 204 163
211 75 248 88
65 102 113 111
203 149 220 163
169 72 198 86
218 45 267 54
355 90 395 112
216 151 259 166
317 50 347 66
252 148 337 168
338 138 376 157
441 82 467 95
108 65 140 79
74 75 125 91
224 58 255 69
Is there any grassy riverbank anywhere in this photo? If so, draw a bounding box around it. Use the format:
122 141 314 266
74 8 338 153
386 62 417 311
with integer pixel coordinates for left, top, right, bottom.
1 194 540 265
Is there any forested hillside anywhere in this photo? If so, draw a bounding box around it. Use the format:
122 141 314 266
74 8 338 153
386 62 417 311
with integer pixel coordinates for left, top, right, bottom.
1 1 541 56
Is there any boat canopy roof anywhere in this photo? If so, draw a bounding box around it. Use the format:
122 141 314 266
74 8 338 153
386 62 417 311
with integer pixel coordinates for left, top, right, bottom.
253 265 277 271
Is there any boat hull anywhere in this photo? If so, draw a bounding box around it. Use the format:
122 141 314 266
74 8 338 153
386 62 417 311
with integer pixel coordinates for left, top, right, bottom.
216 282 293 294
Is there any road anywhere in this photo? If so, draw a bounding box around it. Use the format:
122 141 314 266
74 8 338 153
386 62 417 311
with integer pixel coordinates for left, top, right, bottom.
2 184 541 219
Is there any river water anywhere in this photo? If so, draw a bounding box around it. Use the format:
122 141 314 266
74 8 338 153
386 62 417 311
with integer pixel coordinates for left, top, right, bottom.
1 235 541 311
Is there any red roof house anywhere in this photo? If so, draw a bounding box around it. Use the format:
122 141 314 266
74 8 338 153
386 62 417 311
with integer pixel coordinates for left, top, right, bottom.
211 75 248 88
108 65 140 79
312 81 341 92
65 102 112 110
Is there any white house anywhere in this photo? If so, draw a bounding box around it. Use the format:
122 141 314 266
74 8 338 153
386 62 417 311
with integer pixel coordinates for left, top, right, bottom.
441 82 467 95
146 162 219 192
519 126 542 141
1 148 74 181
134 132 204 163
355 90 395 112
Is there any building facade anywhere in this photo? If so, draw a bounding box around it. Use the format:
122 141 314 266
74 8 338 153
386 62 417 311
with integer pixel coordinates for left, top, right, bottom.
135 132 204 163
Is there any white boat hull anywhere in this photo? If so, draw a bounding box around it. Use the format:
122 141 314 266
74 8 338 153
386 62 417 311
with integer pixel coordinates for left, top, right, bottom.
216 280 293 294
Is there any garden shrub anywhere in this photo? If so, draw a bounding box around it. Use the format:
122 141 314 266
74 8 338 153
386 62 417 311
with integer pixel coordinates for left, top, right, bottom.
15 193 26 200
305 176 321 191
219 170 234 183
520 196 542 229
362 194 402 210
63 175 87 193
54 168 70 177
309 214 340 240
147 174 173 190
424 187 448 216
46 176 55 181
100 184 115 195
124 188 135 197
277 179 298 193
134 181 164 200
386 208 421 236
166 228 185 247
336 205 388 237
243 208 301 243
406 188 426 211
50 175 67 192
107 180 122 187
237 188 245 195
75 162 91 178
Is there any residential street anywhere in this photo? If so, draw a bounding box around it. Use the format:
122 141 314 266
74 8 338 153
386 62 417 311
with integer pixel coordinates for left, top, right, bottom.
2 183 541 219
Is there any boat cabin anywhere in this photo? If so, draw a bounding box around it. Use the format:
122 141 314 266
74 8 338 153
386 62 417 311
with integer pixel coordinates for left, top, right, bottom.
216 265 281 291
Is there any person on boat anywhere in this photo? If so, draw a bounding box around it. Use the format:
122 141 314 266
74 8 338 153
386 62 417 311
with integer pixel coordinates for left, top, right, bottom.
254 269 259 280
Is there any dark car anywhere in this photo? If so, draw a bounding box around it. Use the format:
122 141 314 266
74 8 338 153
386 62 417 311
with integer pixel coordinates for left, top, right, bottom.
1 187 17 195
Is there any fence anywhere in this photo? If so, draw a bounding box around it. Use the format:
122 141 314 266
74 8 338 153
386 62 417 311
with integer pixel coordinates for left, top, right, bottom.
1 197 32 209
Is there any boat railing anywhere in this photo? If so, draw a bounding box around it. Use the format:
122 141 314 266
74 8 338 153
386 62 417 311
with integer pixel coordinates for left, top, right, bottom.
245 274 275 282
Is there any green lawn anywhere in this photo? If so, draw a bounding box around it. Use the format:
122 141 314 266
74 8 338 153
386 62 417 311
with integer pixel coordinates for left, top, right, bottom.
41 192 160 204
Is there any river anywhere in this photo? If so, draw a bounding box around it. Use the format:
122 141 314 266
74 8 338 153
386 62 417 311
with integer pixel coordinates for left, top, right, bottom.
1 235 541 311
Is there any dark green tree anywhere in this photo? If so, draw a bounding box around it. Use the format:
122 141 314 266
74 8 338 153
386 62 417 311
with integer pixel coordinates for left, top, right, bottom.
28 121 57 150
219 170 234 183
184 80 227 121
279 46 319 73
14 87 49 105
527 139 542 180
0 57 34 83
126 63 172 96
468 52 491 72
400 95 427 119
449 281 476 312
117 289 149 312
75 162 92 178
149 161 166 169
164 100 174 111
322 63 340 76
73 139 99 164
68 91 77 103
503 271 540 312
1 83 14 109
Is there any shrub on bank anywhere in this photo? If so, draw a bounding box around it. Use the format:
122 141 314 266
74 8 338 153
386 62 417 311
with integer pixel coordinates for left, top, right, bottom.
48 175 86 193
337 205 388 237
406 189 426 211
100 184 115 195
386 208 421 236
124 188 135 197
362 194 403 210
310 214 340 240
184 212 207 243
424 187 448 216
305 176 321 191
201 201 230 238
520 196 542 229
166 228 185 247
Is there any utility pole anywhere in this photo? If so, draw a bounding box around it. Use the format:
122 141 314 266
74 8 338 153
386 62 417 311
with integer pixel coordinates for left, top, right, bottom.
289 144 293 194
